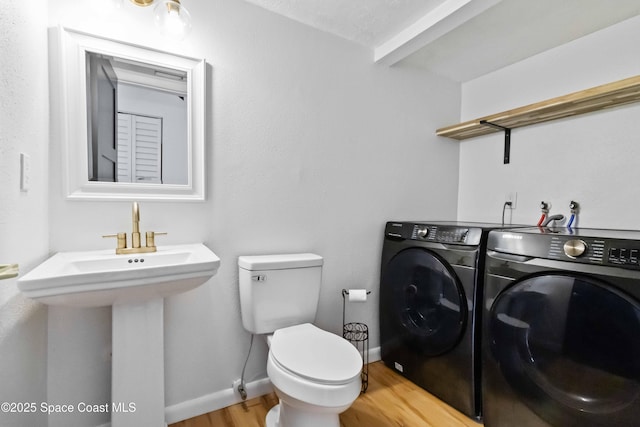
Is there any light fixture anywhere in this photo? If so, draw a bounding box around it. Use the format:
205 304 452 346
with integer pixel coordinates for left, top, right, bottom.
129 0 193 39
153 0 192 39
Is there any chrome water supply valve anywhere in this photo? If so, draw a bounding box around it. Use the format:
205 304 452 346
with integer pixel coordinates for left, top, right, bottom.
567 200 580 228
537 201 549 226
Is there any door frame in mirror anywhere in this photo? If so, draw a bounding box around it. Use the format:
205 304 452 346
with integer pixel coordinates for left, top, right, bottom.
50 26 206 201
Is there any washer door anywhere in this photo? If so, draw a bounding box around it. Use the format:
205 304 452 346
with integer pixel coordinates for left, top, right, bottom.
382 247 467 356
490 273 640 426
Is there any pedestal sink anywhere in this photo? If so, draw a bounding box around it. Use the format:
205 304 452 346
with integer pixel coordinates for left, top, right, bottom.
18 243 220 427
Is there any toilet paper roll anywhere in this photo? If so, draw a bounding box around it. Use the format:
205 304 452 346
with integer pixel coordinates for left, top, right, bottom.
348 289 368 303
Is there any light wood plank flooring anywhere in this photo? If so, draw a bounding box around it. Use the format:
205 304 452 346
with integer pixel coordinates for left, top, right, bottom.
170 361 482 427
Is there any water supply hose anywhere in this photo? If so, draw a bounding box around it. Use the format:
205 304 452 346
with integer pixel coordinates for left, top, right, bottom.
541 214 565 227
537 201 549 226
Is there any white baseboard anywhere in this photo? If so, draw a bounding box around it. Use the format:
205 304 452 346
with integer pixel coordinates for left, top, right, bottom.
165 346 380 424
98 346 381 426
96 421 166 427
164 377 273 425
368 346 381 363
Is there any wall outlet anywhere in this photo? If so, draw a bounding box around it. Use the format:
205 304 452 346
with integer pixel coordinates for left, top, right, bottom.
505 192 517 209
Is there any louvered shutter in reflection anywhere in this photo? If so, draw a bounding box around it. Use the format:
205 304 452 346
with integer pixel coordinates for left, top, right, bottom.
117 113 162 183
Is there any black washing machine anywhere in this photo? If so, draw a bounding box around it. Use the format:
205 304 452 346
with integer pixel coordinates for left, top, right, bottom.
483 227 640 427
380 221 519 421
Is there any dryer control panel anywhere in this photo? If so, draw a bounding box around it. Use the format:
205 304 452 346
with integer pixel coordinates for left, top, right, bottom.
412 225 469 243
385 222 483 245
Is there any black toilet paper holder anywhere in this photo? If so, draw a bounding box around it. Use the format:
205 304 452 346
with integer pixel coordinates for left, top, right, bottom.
341 289 371 393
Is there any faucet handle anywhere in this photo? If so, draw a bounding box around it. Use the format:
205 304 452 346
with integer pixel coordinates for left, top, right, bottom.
103 232 127 250
0 264 19 280
145 231 167 248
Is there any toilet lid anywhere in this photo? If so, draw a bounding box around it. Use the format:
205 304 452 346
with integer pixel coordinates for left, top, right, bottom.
270 323 363 384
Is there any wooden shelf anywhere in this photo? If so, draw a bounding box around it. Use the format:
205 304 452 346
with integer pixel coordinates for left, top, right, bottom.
436 75 640 140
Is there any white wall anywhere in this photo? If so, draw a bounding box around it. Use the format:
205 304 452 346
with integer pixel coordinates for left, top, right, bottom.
457 15 640 228
0 1 49 427
45 0 460 425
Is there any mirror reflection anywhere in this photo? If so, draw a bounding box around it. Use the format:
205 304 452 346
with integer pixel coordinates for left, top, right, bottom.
86 51 188 185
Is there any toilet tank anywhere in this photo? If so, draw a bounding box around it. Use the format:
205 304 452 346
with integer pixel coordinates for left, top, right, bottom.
238 253 323 334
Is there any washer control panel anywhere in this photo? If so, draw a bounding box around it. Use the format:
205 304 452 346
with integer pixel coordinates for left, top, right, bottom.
608 246 640 267
489 228 640 270
549 236 605 264
551 236 640 268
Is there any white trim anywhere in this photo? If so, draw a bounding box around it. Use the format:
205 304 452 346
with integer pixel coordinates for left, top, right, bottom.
368 346 381 363
163 347 380 424
95 346 380 426
96 421 166 427
164 378 274 425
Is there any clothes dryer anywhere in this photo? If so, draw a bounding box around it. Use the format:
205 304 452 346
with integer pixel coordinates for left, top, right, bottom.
380 221 519 421
483 227 640 427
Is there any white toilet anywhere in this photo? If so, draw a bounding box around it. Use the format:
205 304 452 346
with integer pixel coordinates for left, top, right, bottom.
238 253 363 427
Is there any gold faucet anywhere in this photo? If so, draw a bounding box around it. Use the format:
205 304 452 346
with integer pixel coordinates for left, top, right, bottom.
132 201 141 249
103 202 166 254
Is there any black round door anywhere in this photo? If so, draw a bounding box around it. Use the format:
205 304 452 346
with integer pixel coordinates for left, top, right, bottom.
489 273 640 426
382 248 467 356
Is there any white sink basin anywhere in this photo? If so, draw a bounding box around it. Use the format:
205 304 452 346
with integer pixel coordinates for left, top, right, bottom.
18 243 220 307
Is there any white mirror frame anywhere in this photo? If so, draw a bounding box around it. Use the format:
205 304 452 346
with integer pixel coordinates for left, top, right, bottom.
50 26 206 201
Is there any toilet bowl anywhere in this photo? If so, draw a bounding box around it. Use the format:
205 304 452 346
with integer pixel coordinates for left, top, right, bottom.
265 323 362 427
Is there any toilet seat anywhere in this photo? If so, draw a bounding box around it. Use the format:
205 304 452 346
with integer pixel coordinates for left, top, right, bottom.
270 323 362 385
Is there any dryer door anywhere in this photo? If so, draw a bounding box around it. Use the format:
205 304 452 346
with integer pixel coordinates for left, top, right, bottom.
381 247 467 356
488 273 640 426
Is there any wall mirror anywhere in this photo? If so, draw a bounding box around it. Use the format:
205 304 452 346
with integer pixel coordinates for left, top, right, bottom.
51 27 206 200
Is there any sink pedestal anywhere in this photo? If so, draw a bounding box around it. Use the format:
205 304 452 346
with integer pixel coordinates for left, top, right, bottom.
112 298 166 427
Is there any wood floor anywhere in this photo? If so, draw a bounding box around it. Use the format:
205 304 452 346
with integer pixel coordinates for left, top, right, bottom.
170 361 482 427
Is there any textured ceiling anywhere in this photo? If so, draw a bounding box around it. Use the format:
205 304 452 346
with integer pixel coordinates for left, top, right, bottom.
243 0 640 82
243 0 445 47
